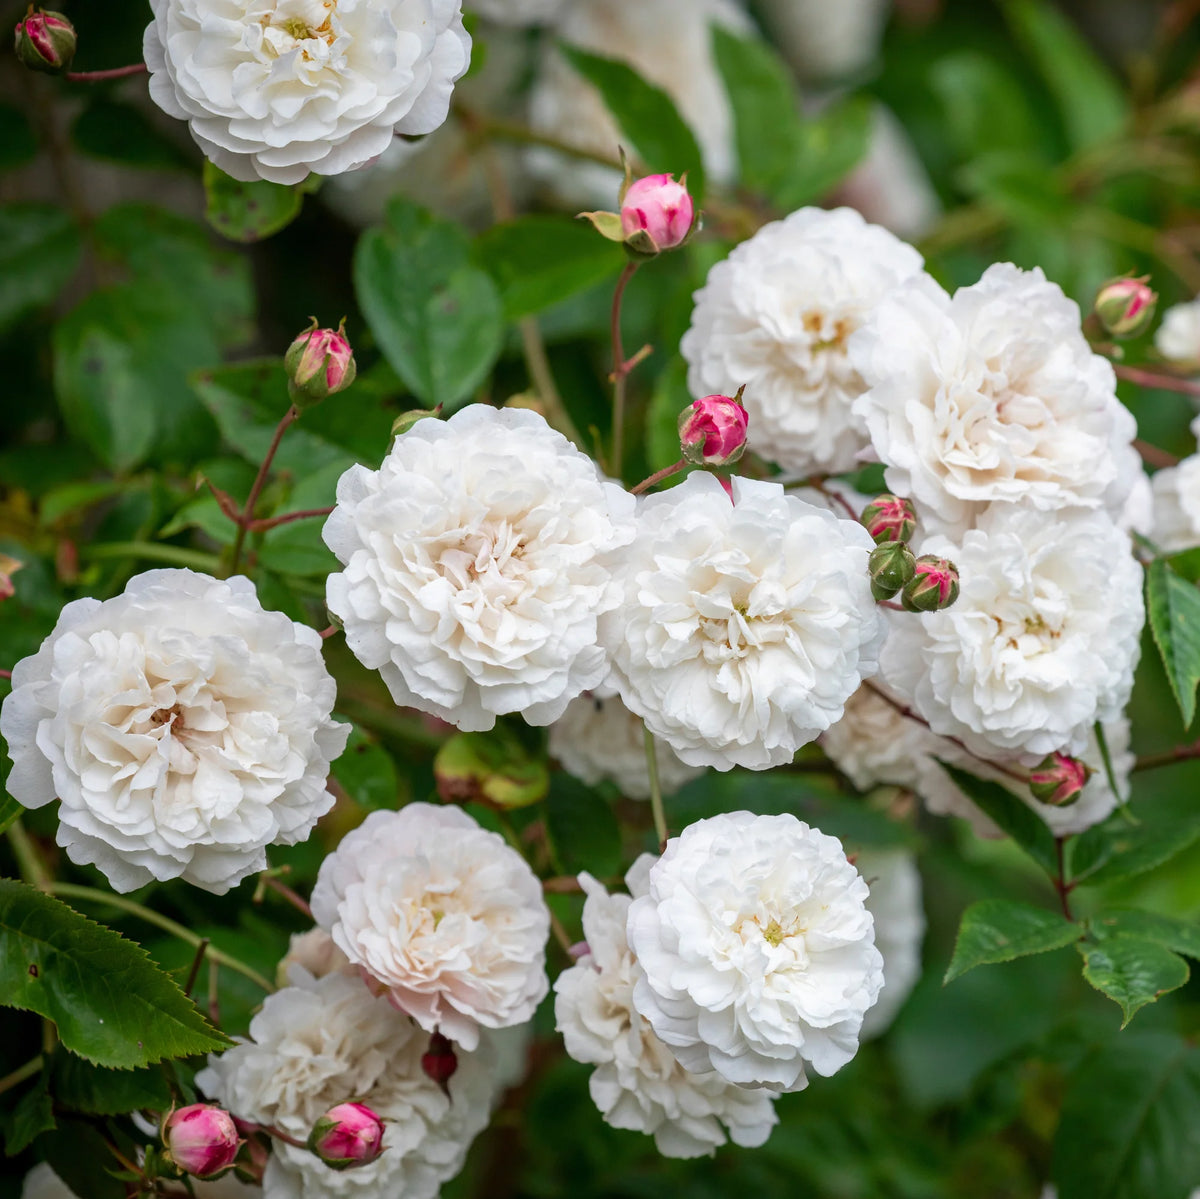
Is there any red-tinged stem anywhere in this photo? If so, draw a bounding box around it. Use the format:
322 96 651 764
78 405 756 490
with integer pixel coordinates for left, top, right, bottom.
229 405 298 575
0 669 11 680
1134 438 1180 469
542 876 585 894
1053 838 1075 920
202 478 243 523
879 600 905 611
610 262 639 477
1132 737 1200 772
1115 363 1200 398
65 63 148 82
810 478 859 521
630 459 686 495
319 625 338 639
258 875 312 919
247 506 334 533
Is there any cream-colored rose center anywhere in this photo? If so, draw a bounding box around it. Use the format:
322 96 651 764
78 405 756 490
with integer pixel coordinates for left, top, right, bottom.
263 0 338 56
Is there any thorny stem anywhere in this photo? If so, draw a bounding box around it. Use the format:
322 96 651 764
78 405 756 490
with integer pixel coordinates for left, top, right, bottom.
246 506 334 533
48 883 275 994
643 726 668 852
610 262 639 477
1114 364 1200 398
630 459 686 495
65 63 149 82
229 405 298 575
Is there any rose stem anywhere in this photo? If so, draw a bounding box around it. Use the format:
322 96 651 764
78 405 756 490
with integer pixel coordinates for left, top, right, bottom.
229 404 299 575
643 726 668 852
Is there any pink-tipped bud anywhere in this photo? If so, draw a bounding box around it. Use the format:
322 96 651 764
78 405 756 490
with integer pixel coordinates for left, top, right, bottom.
869 542 916 601
163 1104 241 1180
284 318 356 409
1094 275 1157 339
421 1031 458 1095
14 8 75 73
1029 752 1090 807
620 174 695 256
678 391 748 466
901 556 960 612
307 1102 385 1172
861 494 917 545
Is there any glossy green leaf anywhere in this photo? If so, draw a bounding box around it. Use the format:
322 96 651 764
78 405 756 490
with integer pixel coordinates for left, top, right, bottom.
203 160 305 243
562 46 705 203
3 1071 54 1155
50 1050 171 1116
932 761 1057 877
0 880 229 1068
1071 796 1200 886
1077 935 1189 1027
1053 1032 1200 1199
0 204 82 333
474 216 624 320
945 899 1079 983
1090 909 1200 960
332 724 400 811
1146 557 1200 728
354 199 504 412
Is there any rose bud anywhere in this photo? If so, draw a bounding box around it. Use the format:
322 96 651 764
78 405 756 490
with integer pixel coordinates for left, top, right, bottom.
620 173 695 256
1029 752 1090 807
14 9 76 74
162 1104 241 1180
901 555 960 612
421 1031 458 1095
1094 275 1157 340
284 317 356 409
678 391 748 466
860 494 917 545
307 1102 385 1172
869 542 916 601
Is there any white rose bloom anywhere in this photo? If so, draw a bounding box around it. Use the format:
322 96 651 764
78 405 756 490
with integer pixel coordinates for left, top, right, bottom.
681 207 933 477
1150 416 1200 552
526 0 752 207
1155 297 1200 365
23 1162 259 1199
555 865 778 1157
311 803 550 1049
144 0 471 185
196 969 499 1199
852 263 1140 540
278 927 355 987
857 848 924 1038
0 570 349 895
323 405 635 733
600 474 883 771
916 718 1133 840
1119 466 1155 540
881 506 1144 761
757 0 890 80
628 812 884 1092
549 687 705 799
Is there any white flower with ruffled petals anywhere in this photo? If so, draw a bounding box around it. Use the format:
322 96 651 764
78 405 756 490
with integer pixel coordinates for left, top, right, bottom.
311 803 550 1049
324 405 635 733
881 506 1143 761
144 0 471 184
555 863 778 1157
857 849 924 1038
681 207 934 477
1150 415 1200 552
852 263 1140 540
197 969 499 1199
599 474 883 771
1156 297 1200 365
627 811 884 1092
0 569 348 895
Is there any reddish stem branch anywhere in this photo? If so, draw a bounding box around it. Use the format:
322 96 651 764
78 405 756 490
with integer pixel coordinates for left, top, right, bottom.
1132 737 1200 772
1115 363 1200 398
247 506 334 533
319 625 339 640
1053 837 1075 920
229 406 298 574
0 669 11 681
259 876 312 919
1134 438 1180 469
630 459 686 495
65 63 149 82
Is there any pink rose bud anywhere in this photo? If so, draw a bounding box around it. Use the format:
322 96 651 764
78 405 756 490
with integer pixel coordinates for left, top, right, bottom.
14 8 75 73
163 1104 241 1180
284 317 356 409
307 1102 385 1172
1029 752 1090 807
860 494 917 545
1094 275 1157 339
901 555 960 612
421 1031 458 1095
620 173 694 255
678 391 748 466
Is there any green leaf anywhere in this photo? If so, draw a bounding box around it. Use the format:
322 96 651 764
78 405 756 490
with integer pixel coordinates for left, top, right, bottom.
562 46 705 204
354 199 504 412
775 96 874 211
1146 557 1200 728
0 204 82 333
1053 1032 1200 1199
929 51 1047 161
1002 0 1128 152
1077 936 1190 1026
0 879 230 1069
1090 909 1200 960
71 100 190 171
38 1117 127 1199
474 216 624 320
1071 796 1200 886
944 899 1079 983
957 151 1070 228
932 761 1058 877
545 774 622 878
50 1050 171 1116
203 160 305 243
3 1071 54 1155
435 731 550 810
332 724 399 811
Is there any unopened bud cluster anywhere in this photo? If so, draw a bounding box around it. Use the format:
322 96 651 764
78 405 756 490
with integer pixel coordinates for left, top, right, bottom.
14 7 75 73
284 318 356 409
1028 751 1089 807
861 494 958 612
678 389 748 467
1093 275 1157 340
580 163 697 259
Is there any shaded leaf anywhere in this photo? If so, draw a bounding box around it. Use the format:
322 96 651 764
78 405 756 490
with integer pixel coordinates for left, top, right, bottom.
945 899 1079 983
3 1070 54 1155
72 100 190 171
0 795 24 839
0 204 82 333
1146 557 1200 727
1077 935 1189 1026
50 1050 171 1116
929 51 1048 161
1090 909 1200 961
203 160 305 243
38 1117 127 1199
1071 796 1200 886
332 723 400 811
546 774 621 878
